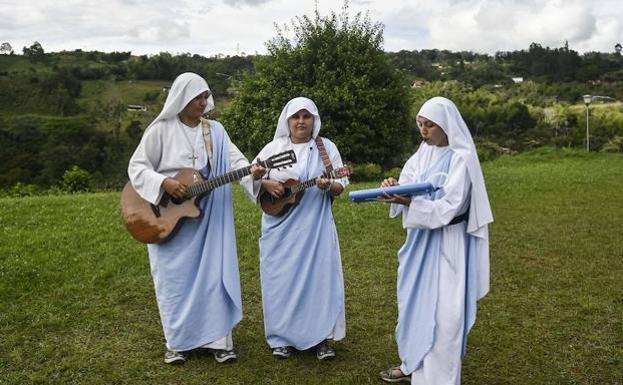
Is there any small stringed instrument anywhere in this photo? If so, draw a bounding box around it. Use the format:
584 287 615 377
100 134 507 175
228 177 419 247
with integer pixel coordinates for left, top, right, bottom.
259 166 352 216
121 150 296 244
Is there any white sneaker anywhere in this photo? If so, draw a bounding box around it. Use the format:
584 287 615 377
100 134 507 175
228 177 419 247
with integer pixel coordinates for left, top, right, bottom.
213 349 237 363
316 340 335 360
272 346 294 358
164 350 186 365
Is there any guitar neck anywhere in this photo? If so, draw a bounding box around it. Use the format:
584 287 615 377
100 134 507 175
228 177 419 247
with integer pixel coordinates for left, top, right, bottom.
289 169 343 194
186 165 253 197
290 178 319 194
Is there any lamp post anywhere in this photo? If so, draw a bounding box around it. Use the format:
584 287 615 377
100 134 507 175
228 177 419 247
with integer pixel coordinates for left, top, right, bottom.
582 95 617 152
583 94 592 152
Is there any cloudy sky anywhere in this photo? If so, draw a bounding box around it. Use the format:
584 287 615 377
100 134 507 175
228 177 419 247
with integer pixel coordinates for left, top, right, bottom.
1 0 621 56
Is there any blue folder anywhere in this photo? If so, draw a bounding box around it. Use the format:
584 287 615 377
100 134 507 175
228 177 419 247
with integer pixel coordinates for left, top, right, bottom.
348 182 435 203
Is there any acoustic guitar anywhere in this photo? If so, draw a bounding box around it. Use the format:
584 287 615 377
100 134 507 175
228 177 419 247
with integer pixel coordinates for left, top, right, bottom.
259 166 352 216
121 150 296 244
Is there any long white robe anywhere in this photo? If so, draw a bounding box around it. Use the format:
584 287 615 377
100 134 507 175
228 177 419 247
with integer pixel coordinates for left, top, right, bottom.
128 118 260 351
390 144 472 385
254 136 348 349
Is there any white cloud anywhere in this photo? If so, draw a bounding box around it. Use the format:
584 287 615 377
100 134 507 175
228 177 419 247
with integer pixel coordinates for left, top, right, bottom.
380 0 621 53
222 0 273 6
0 0 620 55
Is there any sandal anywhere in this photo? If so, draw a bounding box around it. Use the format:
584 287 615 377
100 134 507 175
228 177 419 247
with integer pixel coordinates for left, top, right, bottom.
379 366 411 383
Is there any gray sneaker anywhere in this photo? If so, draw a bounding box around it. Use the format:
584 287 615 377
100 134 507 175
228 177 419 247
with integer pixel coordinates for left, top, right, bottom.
213 349 237 363
315 340 335 360
272 346 294 358
164 350 186 365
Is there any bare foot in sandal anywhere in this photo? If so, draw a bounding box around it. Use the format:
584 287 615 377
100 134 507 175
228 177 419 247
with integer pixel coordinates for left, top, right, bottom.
379 366 411 383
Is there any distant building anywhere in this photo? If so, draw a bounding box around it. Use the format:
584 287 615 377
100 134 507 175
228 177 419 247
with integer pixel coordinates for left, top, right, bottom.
511 77 524 84
127 104 147 112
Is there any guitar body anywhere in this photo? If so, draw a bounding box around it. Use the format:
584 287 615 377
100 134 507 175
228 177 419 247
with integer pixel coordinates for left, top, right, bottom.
259 166 352 217
259 179 304 216
120 149 297 244
120 168 204 244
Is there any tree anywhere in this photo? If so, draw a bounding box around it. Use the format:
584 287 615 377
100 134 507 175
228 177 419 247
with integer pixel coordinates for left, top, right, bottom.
23 41 45 58
22 41 48 64
0 42 13 55
221 3 413 167
126 119 143 142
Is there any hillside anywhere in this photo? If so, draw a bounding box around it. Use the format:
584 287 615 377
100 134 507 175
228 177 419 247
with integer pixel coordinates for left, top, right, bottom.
0 45 622 190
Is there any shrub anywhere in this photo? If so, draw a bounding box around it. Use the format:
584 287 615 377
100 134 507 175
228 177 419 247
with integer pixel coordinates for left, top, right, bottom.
61 165 92 193
1 182 40 198
601 136 623 153
222 4 413 168
384 167 403 179
476 140 513 162
351 162 382 181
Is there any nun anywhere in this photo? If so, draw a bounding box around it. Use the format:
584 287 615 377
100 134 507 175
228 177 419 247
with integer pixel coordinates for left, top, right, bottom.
128 72 264 364
253 97 348 360
378 97 493 384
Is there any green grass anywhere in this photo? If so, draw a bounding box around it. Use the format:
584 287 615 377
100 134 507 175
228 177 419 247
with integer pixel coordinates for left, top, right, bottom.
79 79 169 107
0 55 50 74
1 150 622 384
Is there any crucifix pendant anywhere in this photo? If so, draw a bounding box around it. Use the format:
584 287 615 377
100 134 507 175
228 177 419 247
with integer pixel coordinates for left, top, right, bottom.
188 153 198 168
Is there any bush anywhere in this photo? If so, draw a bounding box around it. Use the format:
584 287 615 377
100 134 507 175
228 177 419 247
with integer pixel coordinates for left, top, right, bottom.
384 167 403 179
61 165 92 193
601 136 623 153
476 140 514 162
0 182 40 198
222 4 413 168
351 162 382 181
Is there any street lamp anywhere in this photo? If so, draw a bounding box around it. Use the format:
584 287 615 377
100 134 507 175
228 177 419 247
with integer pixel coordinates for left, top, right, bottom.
583 94 592 152
582 94 617 152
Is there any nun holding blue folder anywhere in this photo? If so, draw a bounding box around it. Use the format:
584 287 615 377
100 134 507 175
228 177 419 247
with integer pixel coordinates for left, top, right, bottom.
351 97 494 385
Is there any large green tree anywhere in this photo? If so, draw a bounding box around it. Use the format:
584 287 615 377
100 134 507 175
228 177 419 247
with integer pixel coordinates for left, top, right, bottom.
221 5 413 167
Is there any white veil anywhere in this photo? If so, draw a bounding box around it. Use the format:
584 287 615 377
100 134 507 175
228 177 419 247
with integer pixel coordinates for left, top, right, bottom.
273 97 321 140
146 72 215 130
417 96 493 236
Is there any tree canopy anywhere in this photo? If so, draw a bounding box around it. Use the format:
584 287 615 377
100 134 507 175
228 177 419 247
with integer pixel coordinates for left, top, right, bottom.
221 6 414 167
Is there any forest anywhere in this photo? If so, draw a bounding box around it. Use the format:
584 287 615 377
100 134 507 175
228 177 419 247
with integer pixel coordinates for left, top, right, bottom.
1 22 622 193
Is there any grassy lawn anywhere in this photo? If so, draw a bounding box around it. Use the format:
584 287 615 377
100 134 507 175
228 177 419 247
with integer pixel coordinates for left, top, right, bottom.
79 79 169 108
0 150 621 384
